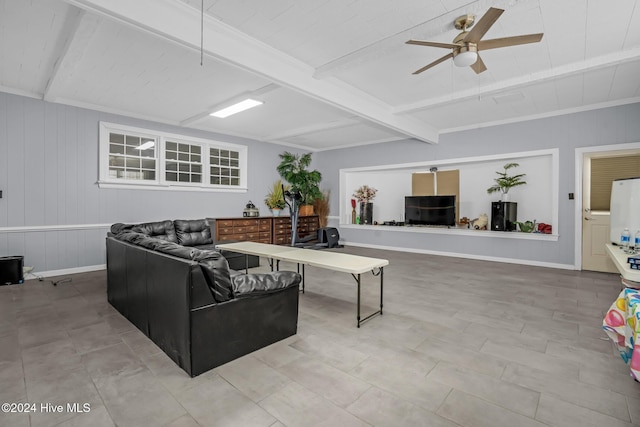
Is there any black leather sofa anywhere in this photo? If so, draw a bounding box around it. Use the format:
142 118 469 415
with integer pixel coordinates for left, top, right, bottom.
111 218 259 271
106 227 301 377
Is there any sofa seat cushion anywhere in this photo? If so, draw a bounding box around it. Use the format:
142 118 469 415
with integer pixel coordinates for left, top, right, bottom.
231 271 301 298
175 219 213 247
132 220 178 243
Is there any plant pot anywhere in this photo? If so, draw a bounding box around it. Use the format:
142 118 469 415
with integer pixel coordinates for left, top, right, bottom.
299 205 314 216
271 208 282 217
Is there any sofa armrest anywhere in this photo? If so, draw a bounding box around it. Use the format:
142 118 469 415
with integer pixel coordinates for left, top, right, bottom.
231 271 301 298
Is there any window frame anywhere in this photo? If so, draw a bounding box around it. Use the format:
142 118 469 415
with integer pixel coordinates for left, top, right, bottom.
98 122 248 192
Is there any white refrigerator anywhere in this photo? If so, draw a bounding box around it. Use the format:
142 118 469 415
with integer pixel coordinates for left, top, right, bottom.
610 177 640 244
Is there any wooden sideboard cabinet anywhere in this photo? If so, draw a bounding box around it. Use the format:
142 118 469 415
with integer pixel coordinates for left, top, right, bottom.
212 215 319 246
272 215 319 245
213 217 271 244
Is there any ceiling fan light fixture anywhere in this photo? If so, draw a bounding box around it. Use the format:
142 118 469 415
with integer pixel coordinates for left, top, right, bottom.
452 46 478 67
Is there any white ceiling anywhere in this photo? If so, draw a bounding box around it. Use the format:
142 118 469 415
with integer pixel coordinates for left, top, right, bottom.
2 0 639 150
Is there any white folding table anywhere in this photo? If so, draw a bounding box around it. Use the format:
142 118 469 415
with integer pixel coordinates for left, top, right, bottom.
216 242 388 327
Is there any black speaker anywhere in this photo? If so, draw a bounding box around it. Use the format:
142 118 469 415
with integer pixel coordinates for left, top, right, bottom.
491 202 517 231
317 227 340 248
0 256 24 285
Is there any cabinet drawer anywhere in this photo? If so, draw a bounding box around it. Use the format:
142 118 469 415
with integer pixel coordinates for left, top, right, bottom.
273 218 291 225
274 223 290 230
233 226 247 233
218 234 239 241
260 232 271 239
259 224 270 232
243 225 259 233
218 227 235 235
237 219 259 227
217 220 235 227
273 228 289 236
274 235 290 245
259 219 270 226
245 232 260 241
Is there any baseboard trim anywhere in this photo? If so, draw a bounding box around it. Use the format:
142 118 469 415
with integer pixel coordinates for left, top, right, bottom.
26 264 106 279
342 241 577 271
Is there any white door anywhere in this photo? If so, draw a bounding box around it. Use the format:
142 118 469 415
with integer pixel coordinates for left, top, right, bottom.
582 209 617 272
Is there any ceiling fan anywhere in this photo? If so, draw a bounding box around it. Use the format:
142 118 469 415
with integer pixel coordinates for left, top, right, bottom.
406 7 543 74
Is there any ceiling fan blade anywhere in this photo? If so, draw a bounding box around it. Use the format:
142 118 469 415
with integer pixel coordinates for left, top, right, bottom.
412 52 454 75
470 55 487 74
477 33 544 50
463 7 504 43
406 39 460 49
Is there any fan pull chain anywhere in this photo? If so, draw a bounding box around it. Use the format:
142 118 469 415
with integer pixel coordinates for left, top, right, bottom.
200 0 204 66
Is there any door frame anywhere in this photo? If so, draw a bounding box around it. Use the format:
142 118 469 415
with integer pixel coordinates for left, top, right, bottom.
574 142 640 269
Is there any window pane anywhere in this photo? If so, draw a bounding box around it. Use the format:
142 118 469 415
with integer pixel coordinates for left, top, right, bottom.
220 177 230 185
179 174 189 182
110 133 125 144
141 159 155 169
166 141 177 151
230 178 239 186
191 146 201 154
109 156 125 167
125 145 138 156
126 158 141 168
179 163 189 172
166 151 177 160
178 152 189 162
211 167 220 175
192 164 201 174
221 150 229 158
210 157 219 165
230 151 239 159
191 174 201 183
166 162 177 172
110 143 124 155
166 172 177 181
178 143 189 153
210 176 220 185
191 154 201 163
230 169 239 177
143 171 156 180
125 135 140 146
230 159 239 167
210 148 219 157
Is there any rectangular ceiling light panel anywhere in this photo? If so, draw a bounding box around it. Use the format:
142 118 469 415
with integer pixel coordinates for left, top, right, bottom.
210 99 263 118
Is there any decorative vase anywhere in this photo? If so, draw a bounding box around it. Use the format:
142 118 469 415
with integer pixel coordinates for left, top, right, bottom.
351 208 356 224
501 192 510 202
272 208 281 217
360 202 373 225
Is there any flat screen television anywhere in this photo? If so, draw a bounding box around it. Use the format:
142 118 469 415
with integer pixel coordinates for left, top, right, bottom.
405 195 456 226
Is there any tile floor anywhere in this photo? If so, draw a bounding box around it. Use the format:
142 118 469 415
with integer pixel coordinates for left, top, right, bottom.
0 247 638 427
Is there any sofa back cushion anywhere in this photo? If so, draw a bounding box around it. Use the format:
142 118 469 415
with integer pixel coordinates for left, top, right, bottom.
132 220 178 243
175 219 213 247
192 249 233 302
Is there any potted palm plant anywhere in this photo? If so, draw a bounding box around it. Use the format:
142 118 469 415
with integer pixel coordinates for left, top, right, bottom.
264 179 289 216
276 152 322 216
487 162 527 201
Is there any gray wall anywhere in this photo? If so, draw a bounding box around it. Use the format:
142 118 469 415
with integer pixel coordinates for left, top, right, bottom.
0 92 305 274
315 102 640 268
2 90 638 273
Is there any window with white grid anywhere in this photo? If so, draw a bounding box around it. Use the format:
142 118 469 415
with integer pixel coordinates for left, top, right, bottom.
99 122 247 191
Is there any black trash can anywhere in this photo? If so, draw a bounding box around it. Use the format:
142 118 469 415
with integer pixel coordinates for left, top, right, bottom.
0 256 24 285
